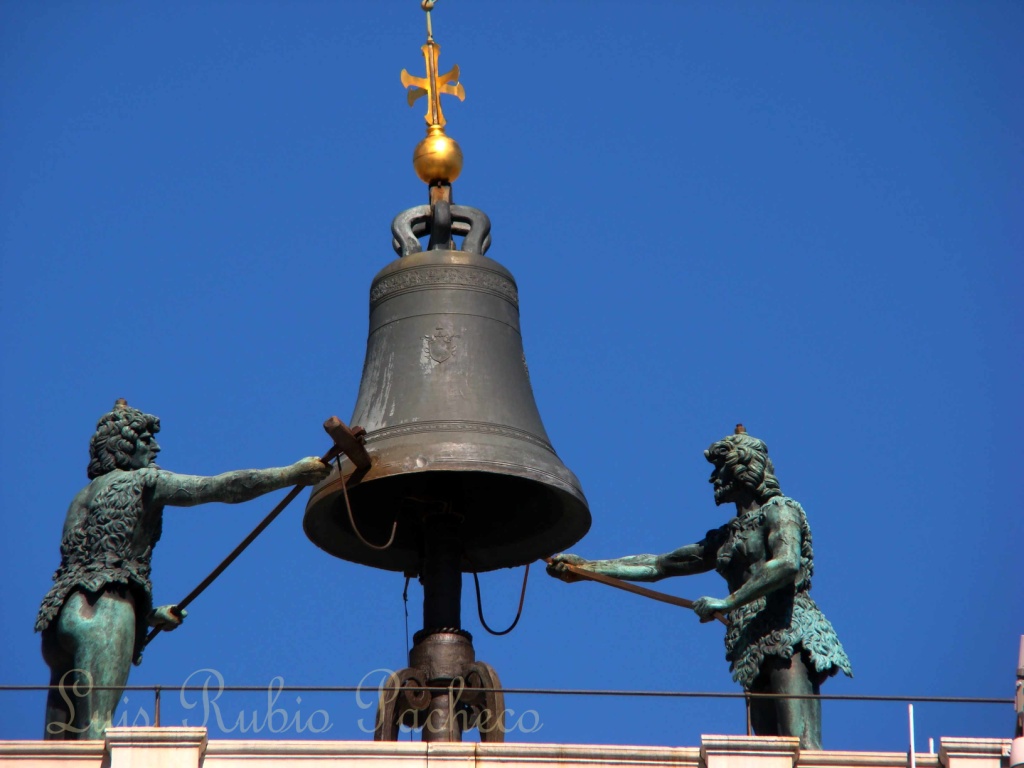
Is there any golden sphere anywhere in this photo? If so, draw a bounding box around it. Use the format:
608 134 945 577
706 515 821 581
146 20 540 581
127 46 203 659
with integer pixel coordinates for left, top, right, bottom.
413 126 463 184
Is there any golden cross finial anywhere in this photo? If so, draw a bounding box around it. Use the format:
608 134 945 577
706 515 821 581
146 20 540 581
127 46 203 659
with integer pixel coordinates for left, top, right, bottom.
400 0 466 185
401 43 465 128
401 1 465 128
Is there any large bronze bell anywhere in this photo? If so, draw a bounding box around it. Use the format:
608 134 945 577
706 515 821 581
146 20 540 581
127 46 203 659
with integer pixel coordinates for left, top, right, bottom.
303 201 591 575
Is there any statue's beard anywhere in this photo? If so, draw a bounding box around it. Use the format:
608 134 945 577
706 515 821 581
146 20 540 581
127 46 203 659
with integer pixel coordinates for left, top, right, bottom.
713 480 733 506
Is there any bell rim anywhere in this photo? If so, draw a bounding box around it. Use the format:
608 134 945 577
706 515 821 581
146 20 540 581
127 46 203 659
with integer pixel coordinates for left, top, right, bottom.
303 464 591 574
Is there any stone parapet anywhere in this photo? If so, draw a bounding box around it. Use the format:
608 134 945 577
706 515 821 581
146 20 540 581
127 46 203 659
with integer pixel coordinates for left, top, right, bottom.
800 751 940 768
106 728 208 768
0 731 1011 768
939 738 1011 768
700 735 800 768
0 740 104 768
203 741 703 768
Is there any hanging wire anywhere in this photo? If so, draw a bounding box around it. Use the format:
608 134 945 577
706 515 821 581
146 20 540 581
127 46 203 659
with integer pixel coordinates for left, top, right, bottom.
335 456 398 550
402 574 413 742
402 575 412 665
472 563 531 636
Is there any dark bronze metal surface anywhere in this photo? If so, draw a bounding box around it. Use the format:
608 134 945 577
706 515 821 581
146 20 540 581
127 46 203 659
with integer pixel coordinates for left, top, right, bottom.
390 203 491 257
371 506 505 742
374 632 506 742
322 417 370 472
420 506 463 630
304 205 590 574
306 202 588 740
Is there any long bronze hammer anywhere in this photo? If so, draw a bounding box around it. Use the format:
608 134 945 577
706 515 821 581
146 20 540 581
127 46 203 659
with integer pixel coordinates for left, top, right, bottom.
545 558 728 625
141 416 371 652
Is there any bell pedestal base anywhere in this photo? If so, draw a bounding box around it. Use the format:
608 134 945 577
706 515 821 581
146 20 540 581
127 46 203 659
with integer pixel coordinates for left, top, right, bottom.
374 630 505 742
372 496 507 742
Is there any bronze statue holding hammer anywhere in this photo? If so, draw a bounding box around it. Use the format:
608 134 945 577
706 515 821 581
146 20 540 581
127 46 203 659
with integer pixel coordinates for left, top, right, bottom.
35 399 332 740
548 427 851 749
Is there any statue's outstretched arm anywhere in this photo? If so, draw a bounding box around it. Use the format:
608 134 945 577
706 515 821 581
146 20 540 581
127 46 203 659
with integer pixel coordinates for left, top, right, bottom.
548 539 714 583
658 540 717 577
152 458 329 507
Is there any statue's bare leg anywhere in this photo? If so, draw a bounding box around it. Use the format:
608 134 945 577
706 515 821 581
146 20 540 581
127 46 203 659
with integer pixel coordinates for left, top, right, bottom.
44 588 136 740
760 651 822 750
42 627 75 739
747 677 778 740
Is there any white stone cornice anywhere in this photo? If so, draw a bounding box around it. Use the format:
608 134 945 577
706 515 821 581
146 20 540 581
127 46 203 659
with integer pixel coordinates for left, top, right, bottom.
700 735 801 768
104 727 208 768
0 734 1012 768
939 738 1011 768
800 751 940 768
0 739 105 768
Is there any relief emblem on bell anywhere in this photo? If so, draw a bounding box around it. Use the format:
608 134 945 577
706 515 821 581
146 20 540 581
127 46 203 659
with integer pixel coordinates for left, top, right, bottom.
425 326 459 364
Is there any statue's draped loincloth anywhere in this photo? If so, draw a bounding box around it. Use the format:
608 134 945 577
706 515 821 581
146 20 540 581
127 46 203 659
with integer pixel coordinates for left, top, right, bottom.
724 589 852 689
36 468 162 663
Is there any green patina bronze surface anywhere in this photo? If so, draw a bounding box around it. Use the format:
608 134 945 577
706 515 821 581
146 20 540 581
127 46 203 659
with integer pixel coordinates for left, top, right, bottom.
36 400 330 740
548 430 852 749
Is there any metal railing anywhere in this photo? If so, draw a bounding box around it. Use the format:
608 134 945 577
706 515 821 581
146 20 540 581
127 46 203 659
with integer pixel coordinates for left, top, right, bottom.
1 682 1012 737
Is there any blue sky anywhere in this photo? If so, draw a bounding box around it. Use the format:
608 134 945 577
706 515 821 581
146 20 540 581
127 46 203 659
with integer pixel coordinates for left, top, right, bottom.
1 0 1021 750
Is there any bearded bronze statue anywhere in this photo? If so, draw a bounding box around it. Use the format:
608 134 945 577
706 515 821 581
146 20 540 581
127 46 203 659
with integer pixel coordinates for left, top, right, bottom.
36 399 331 740
548 427 852 749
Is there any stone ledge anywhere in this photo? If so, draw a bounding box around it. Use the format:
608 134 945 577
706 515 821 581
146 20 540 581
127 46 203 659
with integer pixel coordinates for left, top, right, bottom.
0 740 105 768
204 740 427 757
104 730 207 750
203 741 703 768
700 735 801 768
0 734 1013 768
800 751 940 768
104 728 207 768
939 738 1011 768
475 742 701 767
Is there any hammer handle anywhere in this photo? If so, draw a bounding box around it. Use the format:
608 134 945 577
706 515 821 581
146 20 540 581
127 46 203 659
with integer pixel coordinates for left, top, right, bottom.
548 559 728 625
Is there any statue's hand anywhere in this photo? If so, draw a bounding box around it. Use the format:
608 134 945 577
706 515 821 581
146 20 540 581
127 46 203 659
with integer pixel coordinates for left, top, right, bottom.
546 553 589 583
291 456 332 486
692 596 730 623
148 605 187 631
